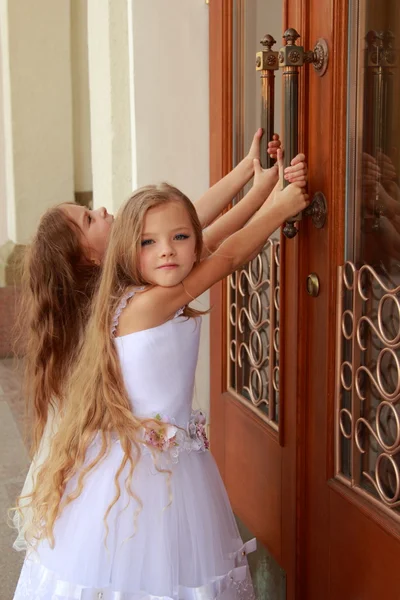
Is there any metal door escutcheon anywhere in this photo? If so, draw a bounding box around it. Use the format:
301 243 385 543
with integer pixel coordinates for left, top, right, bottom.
306 273 320 297
304 192 328 229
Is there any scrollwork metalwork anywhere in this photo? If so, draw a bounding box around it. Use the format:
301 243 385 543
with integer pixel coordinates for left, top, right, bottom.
335 261 400 516
228 238 280 428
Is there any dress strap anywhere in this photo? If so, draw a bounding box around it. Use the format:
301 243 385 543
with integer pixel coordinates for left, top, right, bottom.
111 287 144 337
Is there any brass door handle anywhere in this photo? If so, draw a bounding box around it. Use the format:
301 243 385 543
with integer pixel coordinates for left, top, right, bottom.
256 34 279 168
279 29 329 238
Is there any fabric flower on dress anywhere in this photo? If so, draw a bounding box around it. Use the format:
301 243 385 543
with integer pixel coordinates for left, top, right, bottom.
188 410 210 451
143 414 178 452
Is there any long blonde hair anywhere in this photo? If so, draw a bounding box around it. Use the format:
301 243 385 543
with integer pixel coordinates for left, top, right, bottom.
25 184 204 547
16 205 100 455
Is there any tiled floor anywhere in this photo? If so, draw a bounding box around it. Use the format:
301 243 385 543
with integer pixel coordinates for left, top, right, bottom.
0 358 29 599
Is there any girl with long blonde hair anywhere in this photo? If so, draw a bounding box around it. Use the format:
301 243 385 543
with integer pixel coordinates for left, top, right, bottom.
15 130 305 553
13 149 308 599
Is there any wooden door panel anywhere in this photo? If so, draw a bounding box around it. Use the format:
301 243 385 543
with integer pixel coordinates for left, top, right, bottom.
328 488 400 599
224 397 282 558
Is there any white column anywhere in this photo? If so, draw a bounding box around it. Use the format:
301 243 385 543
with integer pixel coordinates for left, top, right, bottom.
0 0 74 244
87 0 132 212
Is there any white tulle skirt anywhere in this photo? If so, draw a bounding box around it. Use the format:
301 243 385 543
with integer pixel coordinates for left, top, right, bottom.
13 436 256 600
13 407 60 552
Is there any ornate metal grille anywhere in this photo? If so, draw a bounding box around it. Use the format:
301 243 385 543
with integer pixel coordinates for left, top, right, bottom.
228 238 280 429
336 261 400 518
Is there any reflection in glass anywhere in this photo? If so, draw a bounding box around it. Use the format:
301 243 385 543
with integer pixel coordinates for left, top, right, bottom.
339 0 400 515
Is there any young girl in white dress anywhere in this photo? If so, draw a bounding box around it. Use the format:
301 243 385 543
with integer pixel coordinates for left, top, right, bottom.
13 131 306 552
13 151 307 599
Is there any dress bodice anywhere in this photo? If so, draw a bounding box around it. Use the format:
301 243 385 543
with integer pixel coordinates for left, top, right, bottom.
114 311 201 428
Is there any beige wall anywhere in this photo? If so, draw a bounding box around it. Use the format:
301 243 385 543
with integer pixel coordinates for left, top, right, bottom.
71 0 92 193
129 0 210 413
130 0 209 202
0 0 75 244
0 23 7 247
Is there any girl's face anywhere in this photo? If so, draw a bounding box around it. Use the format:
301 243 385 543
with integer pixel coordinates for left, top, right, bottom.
139 200 197 287
61 204 114 263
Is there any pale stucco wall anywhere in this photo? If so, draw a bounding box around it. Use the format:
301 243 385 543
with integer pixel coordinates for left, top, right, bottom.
0 0 75 244
71 0 92 193
0 23 7 247
130 0 209 201
129 0 210 414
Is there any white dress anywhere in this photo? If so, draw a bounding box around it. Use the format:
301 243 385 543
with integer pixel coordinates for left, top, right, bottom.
13 290 256 600
13 407 59 552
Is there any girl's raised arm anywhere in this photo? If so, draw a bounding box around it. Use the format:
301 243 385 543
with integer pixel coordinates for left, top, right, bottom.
194 129 280 228
202 151 307 255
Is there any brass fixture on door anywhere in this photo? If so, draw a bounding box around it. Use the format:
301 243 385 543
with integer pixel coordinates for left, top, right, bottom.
306 273 320 297
279 29 329 238
256 34 279 169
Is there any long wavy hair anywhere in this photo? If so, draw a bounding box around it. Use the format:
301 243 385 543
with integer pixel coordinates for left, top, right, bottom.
26 184 204 547
17 204 100 455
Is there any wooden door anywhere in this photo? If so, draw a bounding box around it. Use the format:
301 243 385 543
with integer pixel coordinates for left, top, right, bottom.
209 1 306 597
209 1 400 598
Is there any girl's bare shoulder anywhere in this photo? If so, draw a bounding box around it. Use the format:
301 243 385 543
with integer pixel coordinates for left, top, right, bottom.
116 286 177 336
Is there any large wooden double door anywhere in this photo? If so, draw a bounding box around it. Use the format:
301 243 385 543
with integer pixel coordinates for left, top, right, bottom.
210 0 400 598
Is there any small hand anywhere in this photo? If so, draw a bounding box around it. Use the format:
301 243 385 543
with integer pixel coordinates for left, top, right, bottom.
284 153 307 186
275 148 308 187
247 129 282 163
274 182 309 221
252 158 279 195
267 133 281 160
377 149 397 181
362 152 381 184
363 151 397 183
274 149 309 218
247 128 263 162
